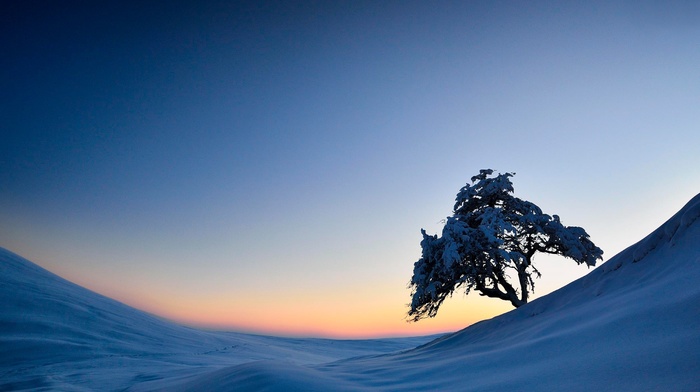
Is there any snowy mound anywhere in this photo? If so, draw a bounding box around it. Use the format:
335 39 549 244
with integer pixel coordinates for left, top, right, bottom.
0 249 435 391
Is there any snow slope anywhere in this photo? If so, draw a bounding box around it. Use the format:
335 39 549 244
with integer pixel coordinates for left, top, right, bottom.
2 193 699 391
0 248 436 391
148 193 700 391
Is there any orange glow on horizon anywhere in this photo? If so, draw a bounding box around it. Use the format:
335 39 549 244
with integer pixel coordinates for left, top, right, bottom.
132 292 513 339
44 259 513 339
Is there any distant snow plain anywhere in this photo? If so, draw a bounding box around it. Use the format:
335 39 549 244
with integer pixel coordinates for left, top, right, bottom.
2 193 699 391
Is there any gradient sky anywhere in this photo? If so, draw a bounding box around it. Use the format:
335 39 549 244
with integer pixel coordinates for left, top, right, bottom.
2 1 699 338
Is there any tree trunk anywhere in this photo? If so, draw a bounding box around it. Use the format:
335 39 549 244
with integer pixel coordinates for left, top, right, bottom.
516 254 533 305
476 274 525 308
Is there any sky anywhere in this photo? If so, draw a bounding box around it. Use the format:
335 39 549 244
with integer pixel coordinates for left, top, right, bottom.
1 1 699 338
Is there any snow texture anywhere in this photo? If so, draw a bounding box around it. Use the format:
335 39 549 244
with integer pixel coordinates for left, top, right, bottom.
2 193 700 391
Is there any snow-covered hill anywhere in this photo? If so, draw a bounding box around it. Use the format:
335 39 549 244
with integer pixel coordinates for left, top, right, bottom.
301 192 700 391
0 249 435 391
2 193 699 391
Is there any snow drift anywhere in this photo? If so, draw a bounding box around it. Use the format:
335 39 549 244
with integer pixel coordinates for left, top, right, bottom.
2 193 699 391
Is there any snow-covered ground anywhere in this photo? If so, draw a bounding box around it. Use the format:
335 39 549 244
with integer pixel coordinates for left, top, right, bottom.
0 248 436 391
2 193 699 391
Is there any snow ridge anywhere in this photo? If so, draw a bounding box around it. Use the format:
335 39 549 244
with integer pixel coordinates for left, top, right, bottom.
630 192 700 262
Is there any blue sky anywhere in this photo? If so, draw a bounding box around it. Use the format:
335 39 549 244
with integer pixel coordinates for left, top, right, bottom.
2 1 699 337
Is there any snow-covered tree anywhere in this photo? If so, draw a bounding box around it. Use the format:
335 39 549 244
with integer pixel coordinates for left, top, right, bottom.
408 169 603 321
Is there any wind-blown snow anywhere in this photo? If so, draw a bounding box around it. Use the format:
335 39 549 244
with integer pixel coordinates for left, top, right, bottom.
2 193 700 391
